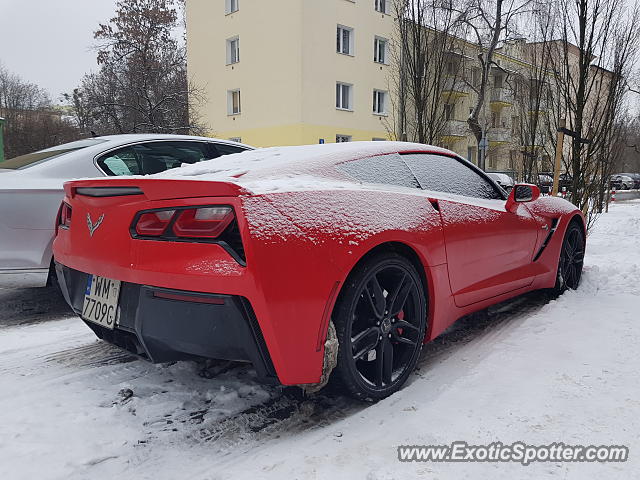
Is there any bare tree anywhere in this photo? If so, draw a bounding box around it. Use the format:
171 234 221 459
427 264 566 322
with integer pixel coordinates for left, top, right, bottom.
0 64 80 158
511 1 557 182
458 0 531 169
551 0 640 227
73 0 207 136
618 115 640 171
389 0 466 144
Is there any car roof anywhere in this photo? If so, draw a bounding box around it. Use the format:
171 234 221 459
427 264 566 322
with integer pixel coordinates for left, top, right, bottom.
92 134 253 150
157 141 454 182
2 134 253 180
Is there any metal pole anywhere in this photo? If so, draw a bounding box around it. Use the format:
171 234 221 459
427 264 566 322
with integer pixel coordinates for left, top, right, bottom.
479 135 488 170
551 118 566 196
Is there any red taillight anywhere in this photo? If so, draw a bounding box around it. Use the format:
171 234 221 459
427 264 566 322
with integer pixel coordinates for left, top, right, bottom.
173 207 234 238
133 206 234 239
135 210 176 236
59 202 72 229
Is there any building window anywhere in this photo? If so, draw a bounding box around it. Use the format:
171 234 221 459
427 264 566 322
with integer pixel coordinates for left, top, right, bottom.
336 134 352 143
511 116 519 135
225 0 239 14
337 25 354 55
373 90 387 115
494 74 503 89
467 146 477 164
444 103 455 120
471 68 481 86
336 82 353 110
374 37 387 64
491 111 500 128
375 0 387 13
228 89 241 115
372 137 387 141
446 61 456 75
229 137 242 143
226 37 240 64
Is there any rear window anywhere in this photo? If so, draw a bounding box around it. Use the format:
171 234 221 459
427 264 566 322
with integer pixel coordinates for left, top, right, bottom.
338 153 420 189
1 139 107 170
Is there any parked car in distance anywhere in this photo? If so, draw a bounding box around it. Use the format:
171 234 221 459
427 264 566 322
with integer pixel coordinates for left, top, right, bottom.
617 173 640 189
539 172 573 194
537 174 554 194
0 134 252 288
53 142 585 401
558 173 573 191
610 174 634 190
486 172 515 192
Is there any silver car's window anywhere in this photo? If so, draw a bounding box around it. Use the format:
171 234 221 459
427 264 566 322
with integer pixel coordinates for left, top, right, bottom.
98 141 213 176
1 139 107 170
214 143 248 155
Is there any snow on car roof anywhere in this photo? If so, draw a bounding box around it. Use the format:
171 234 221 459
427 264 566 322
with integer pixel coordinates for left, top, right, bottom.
156 141 452 194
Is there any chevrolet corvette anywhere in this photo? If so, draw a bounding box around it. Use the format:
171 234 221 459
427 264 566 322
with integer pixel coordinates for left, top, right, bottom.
53 142 585 400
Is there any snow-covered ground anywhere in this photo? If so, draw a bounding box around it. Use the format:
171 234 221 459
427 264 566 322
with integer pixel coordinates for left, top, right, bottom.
1 201 639 480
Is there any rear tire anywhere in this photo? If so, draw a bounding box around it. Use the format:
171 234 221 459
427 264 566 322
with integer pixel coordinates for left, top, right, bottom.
331 253 427 401
553 222 585 293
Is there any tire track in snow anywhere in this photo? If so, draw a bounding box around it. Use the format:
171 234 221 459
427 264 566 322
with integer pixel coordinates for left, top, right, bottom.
45 341 137 368
135 293 555 452
0 285 556 459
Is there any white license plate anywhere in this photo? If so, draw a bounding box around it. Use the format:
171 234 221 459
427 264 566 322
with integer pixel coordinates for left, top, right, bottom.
82 275 121 329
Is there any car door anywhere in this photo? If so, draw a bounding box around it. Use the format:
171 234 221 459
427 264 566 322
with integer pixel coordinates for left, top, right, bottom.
402 153 540 307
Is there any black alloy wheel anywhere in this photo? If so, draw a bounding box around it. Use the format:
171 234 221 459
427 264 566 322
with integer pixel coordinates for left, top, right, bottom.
332 253 427 401
556 222 585 291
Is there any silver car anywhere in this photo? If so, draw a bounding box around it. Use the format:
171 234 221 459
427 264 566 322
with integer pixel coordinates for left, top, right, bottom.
0 134 252 288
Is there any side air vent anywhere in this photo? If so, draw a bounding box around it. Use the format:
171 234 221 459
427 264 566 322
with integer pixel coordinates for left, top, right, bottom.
75 187 143 198
533 218 560 261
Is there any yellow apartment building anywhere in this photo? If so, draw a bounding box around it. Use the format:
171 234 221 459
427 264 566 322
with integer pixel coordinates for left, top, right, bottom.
186 0 395 147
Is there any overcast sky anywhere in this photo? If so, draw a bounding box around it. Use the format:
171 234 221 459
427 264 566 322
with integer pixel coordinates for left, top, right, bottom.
0 0 119 100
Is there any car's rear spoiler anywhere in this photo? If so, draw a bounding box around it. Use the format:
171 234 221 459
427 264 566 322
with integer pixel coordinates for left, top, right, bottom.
63 178 250 201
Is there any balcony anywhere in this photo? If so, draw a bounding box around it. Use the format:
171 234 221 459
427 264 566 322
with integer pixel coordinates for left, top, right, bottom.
441 77 469 98
488 127 512 145
441 119 469 140
490 88 513 107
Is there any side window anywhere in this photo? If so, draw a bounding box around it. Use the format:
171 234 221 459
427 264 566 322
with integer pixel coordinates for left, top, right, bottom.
402 153 502 200
98 142 213 176
338 153 420 189
101 150 140 176
213 143 247 156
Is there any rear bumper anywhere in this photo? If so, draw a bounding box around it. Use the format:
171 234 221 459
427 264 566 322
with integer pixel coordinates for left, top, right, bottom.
55 262 279 384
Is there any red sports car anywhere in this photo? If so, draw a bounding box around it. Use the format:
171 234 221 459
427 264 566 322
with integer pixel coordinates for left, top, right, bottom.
53 142 585 400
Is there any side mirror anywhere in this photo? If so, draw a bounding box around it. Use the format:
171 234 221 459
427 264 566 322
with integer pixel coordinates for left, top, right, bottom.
506 183 540 212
